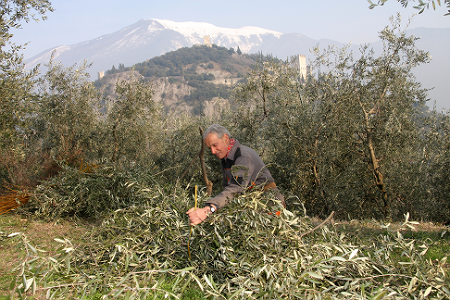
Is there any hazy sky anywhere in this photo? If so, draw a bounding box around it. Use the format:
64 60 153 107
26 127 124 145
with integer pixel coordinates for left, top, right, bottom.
11 0 450 59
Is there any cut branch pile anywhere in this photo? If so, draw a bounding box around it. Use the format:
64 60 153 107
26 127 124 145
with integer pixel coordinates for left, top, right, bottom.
7 177 450 299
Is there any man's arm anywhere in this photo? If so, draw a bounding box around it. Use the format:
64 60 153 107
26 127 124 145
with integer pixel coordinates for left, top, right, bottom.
206 156 255 209
186 155 256 225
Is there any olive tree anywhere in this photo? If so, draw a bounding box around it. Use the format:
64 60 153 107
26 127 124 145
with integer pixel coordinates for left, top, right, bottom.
0 0 53 186
305 15 430 219
422 111 450 223
234 15 431 220
0 0 53 146
33 58 100 168
232 57 328 214
101 77 161 167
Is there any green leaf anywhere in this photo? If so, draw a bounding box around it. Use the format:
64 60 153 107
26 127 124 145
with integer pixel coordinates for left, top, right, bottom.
22 274 26 290
229 288 246 299
204 274 215 290
373 290 387 300
113 287 125 298
327 256 347 262
190 273 204 291
24 277 34 292
424 286 432 297
349 249 359 259
8 232 22 237
179 266 195 272
307 271 323 280
27 242 37 254
9 276 16 290
32 277 36 295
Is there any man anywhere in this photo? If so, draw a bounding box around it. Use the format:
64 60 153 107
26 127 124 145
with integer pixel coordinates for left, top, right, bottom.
186 124 285 225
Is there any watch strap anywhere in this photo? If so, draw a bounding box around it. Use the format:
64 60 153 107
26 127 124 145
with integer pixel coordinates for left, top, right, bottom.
206 203 216 213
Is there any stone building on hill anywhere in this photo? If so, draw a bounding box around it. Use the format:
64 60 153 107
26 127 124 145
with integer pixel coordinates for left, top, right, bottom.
290 54 307 82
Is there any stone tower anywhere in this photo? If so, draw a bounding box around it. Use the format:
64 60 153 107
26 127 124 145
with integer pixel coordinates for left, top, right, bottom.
290 54 307 82
204 35 211 47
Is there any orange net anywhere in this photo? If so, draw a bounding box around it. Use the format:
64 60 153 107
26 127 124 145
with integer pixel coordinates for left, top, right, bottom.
0 188 30 215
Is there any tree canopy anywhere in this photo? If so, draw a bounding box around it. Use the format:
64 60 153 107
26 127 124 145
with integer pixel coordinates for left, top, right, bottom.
369 0 450 15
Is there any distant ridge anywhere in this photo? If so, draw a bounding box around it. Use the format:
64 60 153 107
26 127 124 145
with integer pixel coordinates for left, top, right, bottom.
24 19 336 79
24 20 450 110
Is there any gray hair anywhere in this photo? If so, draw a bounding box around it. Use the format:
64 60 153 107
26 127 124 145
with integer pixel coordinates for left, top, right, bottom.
203 124 231 140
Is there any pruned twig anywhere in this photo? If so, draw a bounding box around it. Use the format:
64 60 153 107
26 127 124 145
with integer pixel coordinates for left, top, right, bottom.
299 211 335 239
199 127 213 196
179 155 198 182
179 127 213 196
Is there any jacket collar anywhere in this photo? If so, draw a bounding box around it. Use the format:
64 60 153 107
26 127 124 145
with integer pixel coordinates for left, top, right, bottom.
224 139 240 161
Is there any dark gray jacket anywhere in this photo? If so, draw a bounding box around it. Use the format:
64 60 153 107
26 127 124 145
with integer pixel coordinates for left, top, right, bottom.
205 139 274 209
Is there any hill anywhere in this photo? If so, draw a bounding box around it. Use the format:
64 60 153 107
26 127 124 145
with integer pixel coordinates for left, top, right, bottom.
95 44 267 115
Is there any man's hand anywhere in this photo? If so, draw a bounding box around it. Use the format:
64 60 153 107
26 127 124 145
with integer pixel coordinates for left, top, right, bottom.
186 206 210 226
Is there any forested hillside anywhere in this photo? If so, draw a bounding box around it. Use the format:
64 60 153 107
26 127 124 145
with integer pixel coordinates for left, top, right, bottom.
94 45 274 115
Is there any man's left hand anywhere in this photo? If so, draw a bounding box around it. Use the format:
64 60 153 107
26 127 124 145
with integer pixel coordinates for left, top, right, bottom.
186 206 210 225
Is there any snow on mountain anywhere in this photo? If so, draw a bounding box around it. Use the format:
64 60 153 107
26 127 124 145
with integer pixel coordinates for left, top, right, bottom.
25 19 287 78
152 18 283 53
153 18 283 45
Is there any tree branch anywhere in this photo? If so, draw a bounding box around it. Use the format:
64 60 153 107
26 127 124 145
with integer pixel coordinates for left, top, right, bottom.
179 127 213 196
199 127 213 196
300 211 335 239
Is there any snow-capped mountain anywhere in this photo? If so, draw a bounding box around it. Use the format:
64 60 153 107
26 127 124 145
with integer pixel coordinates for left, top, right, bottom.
25 19 332 78
151 19 283 47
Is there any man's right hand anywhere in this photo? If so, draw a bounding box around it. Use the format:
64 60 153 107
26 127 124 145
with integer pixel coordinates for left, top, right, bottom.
186 206 210 226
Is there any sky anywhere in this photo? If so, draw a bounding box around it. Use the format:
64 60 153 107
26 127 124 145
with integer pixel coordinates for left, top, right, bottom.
11 0 450 59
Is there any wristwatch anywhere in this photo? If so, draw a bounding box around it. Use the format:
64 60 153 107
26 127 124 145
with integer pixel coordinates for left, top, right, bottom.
206 204 216 214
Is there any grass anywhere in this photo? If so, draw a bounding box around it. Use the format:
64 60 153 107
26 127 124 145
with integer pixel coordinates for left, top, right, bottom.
0 213 91 298
402 229 450 261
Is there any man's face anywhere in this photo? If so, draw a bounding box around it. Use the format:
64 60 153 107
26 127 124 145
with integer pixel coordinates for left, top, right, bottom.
205 132 230 159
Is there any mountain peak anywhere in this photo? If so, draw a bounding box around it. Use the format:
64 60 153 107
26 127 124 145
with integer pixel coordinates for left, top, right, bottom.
25 18 289 78
151 19 283 39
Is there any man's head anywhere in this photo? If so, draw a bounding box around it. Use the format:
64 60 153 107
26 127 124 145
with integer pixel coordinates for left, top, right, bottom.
204 124 231 159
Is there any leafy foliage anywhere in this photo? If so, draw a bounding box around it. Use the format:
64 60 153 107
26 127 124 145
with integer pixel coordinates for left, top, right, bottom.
422 111 450 221
7 186 450 299
2 5 449 224
369 0 450 16
33 57 100 164
101 76 160 164
233 15 449 222
0 0 53 188
30 164 157 218
0 0 53 146
128 45 247 78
